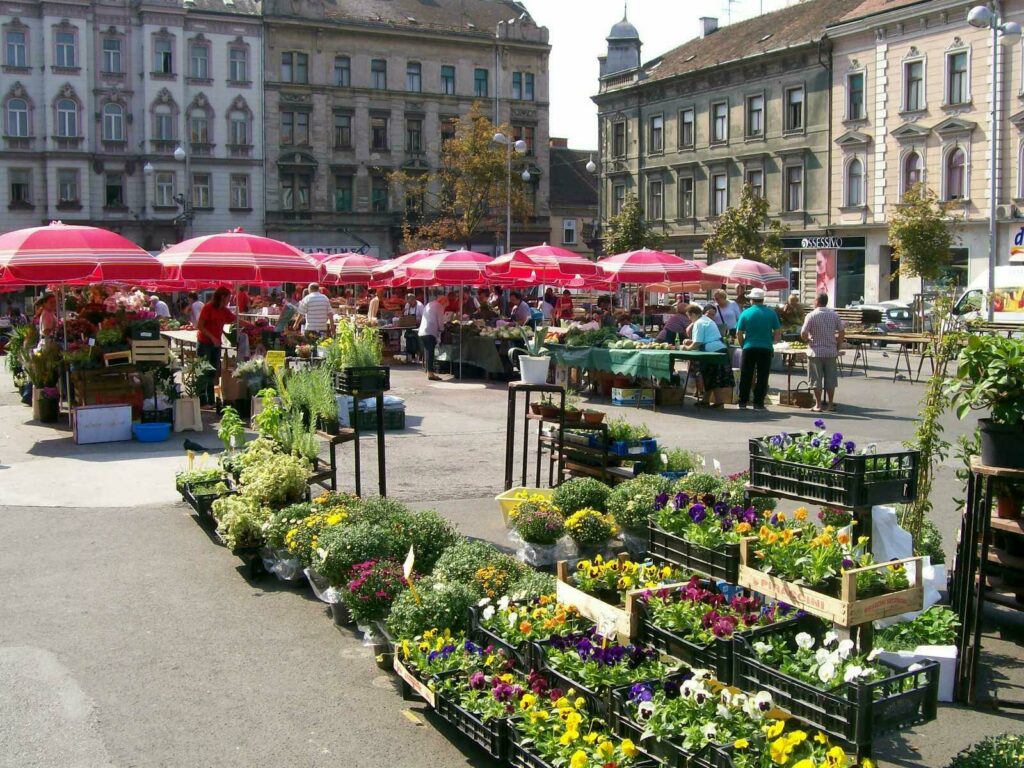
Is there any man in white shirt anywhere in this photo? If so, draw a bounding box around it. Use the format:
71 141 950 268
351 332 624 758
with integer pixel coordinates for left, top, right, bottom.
188 292 204 326
149 294 171 318
418 294 446 381
402 292 424 362
297 282 333 335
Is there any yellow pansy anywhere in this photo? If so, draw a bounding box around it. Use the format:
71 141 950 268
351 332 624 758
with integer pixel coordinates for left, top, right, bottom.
734 739 750 750
597 741 615 759
520 694 537 710
765 720 786 739
569 750 588 768
574 697 586 710
826 746 848 767
793 760 814 768
814 732 829 745
787 730 808 747
583 732 599 744
559 728 580 745
770 737 793 765
621 739 638 758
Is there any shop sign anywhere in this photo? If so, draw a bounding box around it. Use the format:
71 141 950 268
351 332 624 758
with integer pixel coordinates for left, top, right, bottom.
781 236 865 250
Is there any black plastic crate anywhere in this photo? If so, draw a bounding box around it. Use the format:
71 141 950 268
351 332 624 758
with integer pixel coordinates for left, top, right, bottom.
433 681 507 760
141 407 173 424
732 615 939 748
508 722 656 768
634 614 734 684
182 483 234 524
748 435 919 509
647 522 740 583
468 605 534 671
333 365 391 395
532 650 608 717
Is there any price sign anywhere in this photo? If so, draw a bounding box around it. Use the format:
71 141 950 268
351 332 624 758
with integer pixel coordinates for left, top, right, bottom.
266 350 286 372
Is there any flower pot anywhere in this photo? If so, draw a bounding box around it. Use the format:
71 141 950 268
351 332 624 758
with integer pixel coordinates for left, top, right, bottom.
35 394 59 423
173 397 203 433
539 403 560 419
582 410 605 425
997 494 1022 520
330 601 354 627
530 401 543 416
517 354 551 385
979 419 1024 470
563 409 582 425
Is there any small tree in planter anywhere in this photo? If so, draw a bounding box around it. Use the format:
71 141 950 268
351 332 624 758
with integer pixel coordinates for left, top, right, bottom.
175 353 213 433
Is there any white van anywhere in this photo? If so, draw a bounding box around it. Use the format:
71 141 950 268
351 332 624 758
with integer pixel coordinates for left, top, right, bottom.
952 265 1024 324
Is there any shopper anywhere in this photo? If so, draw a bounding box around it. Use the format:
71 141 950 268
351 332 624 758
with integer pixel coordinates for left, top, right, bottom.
366 288 380 323
402 292 424 362
297 283 333 335
418 292 446 381
735 288 781 410
801 292 846 412
188 292 204 326
681 304 733 407
236 287 250 314
712 290 741 335
735 284 751 310
555 289 574 321
34 294 59 340
655 301 689 344
196 287 235 406
508 292 533 326
149 294 171 318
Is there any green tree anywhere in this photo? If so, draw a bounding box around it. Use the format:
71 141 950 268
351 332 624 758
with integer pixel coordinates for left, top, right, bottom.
602 193 664 254
391 103 529 251
888 183 957 280
702 184 787 266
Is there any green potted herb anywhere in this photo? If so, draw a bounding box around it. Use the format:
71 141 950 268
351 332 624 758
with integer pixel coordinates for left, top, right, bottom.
507 325 550 385
948 335 1024 469
563 392 582 424
174 354 213 433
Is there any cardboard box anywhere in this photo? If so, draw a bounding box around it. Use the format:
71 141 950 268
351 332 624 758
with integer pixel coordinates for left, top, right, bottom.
612 387 655 406
655 387 686 406
73 404 133 444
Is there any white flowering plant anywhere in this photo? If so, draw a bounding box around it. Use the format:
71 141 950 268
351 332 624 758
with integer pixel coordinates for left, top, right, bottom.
749 625 887 690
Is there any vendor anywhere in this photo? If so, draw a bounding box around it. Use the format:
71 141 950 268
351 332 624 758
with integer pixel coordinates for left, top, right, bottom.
779 294 806 327
681 304 733 408
735 284 751 310
508 291 532 326
616 311 642 340
556 289 574 321
655 302 688 344
366 288 380 322
475 288 496 322
196 287 235 406
34 294 58 339
236 287 250 314
402 292 424 363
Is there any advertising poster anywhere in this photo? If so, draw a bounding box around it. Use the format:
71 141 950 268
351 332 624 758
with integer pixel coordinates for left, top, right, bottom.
815 249 837 304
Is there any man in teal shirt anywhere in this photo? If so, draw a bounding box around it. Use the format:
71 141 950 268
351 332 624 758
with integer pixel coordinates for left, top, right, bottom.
735 288 781 410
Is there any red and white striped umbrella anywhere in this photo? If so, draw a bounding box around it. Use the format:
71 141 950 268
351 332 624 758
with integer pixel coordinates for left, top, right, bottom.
0 221 163 283
320 253 381 285
701 258 788 289
370 249 446 287
597 249 703 285
486 244 598 282
158 228 318 283
401 249 493 287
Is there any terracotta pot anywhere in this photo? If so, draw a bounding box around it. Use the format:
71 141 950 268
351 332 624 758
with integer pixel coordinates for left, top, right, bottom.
997 494 1022 520
582 410 605 425
563 409 582 425
539 404 560 419
530 401 543 416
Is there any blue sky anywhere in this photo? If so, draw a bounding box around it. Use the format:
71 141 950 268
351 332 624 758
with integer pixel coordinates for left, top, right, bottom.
532 0 794 150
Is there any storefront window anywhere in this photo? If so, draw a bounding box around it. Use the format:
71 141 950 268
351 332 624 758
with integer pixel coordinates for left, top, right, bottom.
836 249 865 309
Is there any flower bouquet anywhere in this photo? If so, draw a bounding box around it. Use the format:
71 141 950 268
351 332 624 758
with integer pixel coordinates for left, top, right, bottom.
737 519 925 626
510 690 648 768
748 420 919 508
732 615 940 750
634 576 799 684
472 595 591 671
536 627 680 716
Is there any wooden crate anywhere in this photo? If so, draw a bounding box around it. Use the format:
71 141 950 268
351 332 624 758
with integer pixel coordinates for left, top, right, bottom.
130 339 170 364
737 538 924 627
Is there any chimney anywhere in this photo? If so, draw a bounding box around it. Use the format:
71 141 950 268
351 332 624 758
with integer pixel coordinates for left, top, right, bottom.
699 17 718 38
549 137 568 149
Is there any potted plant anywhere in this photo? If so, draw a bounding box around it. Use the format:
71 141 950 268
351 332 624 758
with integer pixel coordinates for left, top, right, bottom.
175 353 213 433
507 325 550 385
564 508 616 559
25 344 61 421
563 392 583 424
582 408 605 425
538 393 560 419
993 479 1022 520
296 343 313 360
948 335 1024 469
509 498 566 566
36 386 60 423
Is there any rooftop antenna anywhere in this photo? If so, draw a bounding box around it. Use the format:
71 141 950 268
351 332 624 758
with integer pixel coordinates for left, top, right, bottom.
723 0 738 24
623 0 628 19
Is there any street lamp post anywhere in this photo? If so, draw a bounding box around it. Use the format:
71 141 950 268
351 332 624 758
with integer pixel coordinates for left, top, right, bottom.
968 5 1021 320
142 161 154 215
493 132 528 253
173 143 194 237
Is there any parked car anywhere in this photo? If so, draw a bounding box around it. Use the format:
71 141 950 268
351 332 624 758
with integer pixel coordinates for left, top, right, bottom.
845 302 913 345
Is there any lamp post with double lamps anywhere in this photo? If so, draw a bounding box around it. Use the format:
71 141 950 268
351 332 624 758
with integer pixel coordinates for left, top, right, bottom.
172 144 194 238
967 4 1021 320
492 132 529 253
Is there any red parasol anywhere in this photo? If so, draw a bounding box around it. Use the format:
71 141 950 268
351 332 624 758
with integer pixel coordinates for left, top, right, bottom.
158 228 318 283
370 249 446 288
701 258 788 289
320 253 382 285
597 249 703 285
0 221 163 283
401 249 493 287
486 244 599 283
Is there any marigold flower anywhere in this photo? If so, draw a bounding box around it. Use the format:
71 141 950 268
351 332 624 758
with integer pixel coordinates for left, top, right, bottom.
519 621 533 634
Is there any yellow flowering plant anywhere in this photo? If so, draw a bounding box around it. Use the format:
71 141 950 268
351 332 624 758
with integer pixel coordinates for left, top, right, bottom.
564 508 616 548
572 556 687 603
729 718 869 768
477 595 591 646
513 690 644 768
396 629 511 678
283 508 350 567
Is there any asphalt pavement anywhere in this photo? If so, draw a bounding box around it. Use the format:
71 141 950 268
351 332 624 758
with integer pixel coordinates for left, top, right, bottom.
2 355 1023 768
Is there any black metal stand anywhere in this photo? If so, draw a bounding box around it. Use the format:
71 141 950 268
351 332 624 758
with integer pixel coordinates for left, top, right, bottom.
504 383 565 490
951 457 1024 708
350 391 388 498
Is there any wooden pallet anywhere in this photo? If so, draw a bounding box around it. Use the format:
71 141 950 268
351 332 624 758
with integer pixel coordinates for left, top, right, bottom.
130 339 170 365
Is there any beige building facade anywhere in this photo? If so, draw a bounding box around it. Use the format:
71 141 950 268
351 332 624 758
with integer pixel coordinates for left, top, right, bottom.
829 0 1024 303
261 0 550 257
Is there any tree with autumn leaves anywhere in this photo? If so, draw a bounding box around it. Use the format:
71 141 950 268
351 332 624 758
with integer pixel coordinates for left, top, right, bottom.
392 103 531 251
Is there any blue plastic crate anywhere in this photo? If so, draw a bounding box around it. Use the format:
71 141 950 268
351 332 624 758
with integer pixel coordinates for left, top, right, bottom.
609 438 657 457
133 422 171 442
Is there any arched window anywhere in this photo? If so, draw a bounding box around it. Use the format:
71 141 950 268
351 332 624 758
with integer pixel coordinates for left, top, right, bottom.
846 158 863 207
102 102 124 141
56 98 77 137
153 105 173 140
6 97 28 136
945 148 965 200
228 109 249 145
903 151 922 196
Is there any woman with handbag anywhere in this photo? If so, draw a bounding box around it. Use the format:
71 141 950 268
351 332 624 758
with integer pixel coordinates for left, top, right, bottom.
681 305 734 408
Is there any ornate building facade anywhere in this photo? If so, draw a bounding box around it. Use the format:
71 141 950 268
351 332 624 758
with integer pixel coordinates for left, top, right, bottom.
0 0 263 249
261 0 550 256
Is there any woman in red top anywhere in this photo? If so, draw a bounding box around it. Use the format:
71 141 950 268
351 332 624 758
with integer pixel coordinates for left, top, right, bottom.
555 289 574 321
196 287 235 405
